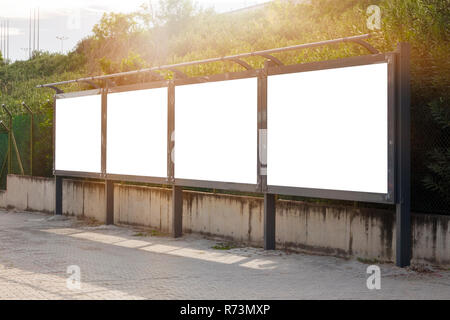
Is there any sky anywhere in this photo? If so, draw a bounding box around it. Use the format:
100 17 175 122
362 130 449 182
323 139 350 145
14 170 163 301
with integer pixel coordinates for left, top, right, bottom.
0 0 269 62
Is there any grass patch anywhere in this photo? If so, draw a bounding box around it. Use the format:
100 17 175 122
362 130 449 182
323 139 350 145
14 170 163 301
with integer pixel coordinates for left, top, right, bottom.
133 229 163 237
76 216 102 227
211 242 237 250
133 232 146 237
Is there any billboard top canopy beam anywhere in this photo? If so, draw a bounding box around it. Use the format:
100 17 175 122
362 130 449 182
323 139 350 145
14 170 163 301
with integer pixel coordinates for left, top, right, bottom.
37 34 378 91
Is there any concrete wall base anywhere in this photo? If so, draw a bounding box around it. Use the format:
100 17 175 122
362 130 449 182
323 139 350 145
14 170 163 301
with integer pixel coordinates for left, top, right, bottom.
1 175 448 266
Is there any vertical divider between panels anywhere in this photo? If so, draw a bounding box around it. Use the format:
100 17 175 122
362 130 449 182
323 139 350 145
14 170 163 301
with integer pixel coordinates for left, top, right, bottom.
55 176 63 216
395 43 411 267
52 95 56 176
52 95 63 216
168 81 175 182
102 88 114 225
101 88 107 176
387 53 396 203
261 61 276 250
169 81 183 237
258 65 268 193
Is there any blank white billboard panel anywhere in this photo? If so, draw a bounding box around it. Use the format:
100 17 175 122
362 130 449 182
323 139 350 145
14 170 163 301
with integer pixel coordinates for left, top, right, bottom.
55 95 102 173
267 63 389 194
107 88 168 177
175 78 257 184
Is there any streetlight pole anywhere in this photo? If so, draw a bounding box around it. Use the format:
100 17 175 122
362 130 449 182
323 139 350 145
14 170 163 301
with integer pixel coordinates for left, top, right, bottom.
56 36 69 54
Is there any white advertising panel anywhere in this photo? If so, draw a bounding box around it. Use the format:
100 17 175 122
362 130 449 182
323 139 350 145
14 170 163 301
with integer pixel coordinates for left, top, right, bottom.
267 63 389 194
107 88 168 177
175 78 257 184
55 94 102 173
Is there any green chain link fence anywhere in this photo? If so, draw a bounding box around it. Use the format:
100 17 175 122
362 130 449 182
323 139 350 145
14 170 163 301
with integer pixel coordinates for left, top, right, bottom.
0 111 52 189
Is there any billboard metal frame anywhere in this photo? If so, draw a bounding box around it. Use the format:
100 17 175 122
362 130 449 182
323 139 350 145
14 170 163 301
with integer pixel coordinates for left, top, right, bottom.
42 36 411 267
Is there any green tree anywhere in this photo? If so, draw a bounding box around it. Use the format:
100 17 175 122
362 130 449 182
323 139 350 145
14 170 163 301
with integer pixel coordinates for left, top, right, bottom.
423 98 450 203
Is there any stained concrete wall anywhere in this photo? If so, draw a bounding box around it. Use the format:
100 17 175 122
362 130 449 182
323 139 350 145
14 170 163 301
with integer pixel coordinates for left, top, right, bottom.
114 184 172 232
1 175 449 266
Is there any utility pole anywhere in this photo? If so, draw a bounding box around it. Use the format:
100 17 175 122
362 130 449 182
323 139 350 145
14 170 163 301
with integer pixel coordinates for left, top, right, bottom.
1 20 3 58
56 36 69 53
33 8 36 52
29 9 31 58
37 8 40 52
4 20 6 60
1 20 4 59
6 20 9 61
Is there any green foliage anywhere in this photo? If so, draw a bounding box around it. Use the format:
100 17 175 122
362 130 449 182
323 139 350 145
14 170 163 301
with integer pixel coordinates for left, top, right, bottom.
0 0 448 213
429 98 450 130
423 98 450 203
0 51 85 184
0 51 85 115
423 149 450 201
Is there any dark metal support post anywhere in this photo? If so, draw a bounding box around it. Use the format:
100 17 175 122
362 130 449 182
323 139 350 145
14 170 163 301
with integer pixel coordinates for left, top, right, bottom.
105 180 114 225
261 61 277 250
264 193 276 250
168 81 182 238
395 42 411 267
172 186 183 238
55 176 63 215
101 88 114 225
257 62 269 192
101 88 107 175
167 82 175 183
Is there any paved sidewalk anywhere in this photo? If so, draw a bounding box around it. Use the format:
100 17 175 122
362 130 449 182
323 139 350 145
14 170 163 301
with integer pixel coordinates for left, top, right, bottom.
0 210 448 300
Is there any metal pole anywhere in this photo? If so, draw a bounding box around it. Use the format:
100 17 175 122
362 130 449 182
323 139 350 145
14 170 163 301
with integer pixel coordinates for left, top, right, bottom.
168 81 175 182
33 8 36 53
2 104 12 174
258 61 271 192
37 34 377 89
37 8 39 52
6 20 9 61
101 88 107 175
22 102 33 175
29 9 31 58
260 60 276 250
101 87 114 225
55 176 63 215
264 193 276 250
105 180 114 225
168 81 182 238
11 133 24 175
395 42 411 267
172 186 183 238
1 20 3 58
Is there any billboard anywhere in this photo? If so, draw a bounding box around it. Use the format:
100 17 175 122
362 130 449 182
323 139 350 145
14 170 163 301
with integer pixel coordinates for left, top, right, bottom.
267 63 389 194
174 78 258 185
53 58 392 201
55 94 102 173
107 88 168 178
